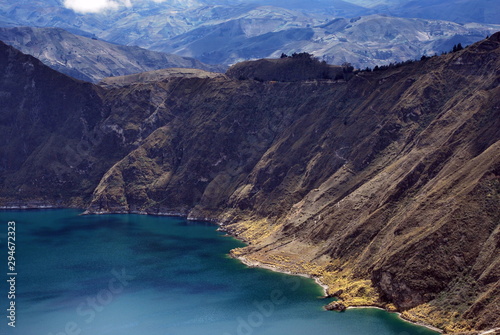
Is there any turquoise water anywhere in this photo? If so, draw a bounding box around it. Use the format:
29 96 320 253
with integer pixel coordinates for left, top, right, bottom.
0 209 438 335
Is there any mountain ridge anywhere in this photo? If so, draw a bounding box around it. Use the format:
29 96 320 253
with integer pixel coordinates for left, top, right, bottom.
0 26 225 82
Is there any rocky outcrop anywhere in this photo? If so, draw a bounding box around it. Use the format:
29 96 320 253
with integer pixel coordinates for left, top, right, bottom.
325 302 347 312
226 53 343 82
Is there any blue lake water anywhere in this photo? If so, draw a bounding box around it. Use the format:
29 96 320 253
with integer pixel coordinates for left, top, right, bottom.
0 209 438 335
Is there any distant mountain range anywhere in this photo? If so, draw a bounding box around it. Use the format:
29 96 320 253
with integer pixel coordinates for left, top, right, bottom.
216 0 500 24
158 12 499 67
370 0 500 25
0 0 499 69
0 26 225 82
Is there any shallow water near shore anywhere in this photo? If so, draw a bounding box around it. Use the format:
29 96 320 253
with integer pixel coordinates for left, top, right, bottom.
0 209 439 335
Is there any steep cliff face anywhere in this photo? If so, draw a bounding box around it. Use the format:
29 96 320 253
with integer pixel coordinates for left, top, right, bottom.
0 34 499 332
0 41 110 205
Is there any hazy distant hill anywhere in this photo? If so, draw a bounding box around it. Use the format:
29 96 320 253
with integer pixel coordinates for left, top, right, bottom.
0 26 225 82
377 0 500 25
0 1 498 68
159 12 499 67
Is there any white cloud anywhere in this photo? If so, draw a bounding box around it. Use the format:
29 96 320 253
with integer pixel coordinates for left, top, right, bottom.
63 0 202 13
63 0 132 13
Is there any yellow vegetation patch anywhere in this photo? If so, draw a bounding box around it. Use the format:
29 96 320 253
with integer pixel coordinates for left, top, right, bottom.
402 304 473 333
314 265 381 307
232 218 280 244
232 244 381 308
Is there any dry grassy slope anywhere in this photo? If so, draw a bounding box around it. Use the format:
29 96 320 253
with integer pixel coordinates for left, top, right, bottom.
98 68 225 88
87 34 500 332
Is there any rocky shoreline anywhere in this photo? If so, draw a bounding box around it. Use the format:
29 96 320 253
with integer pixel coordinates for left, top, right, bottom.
231 252 445 334
234 254 330 296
